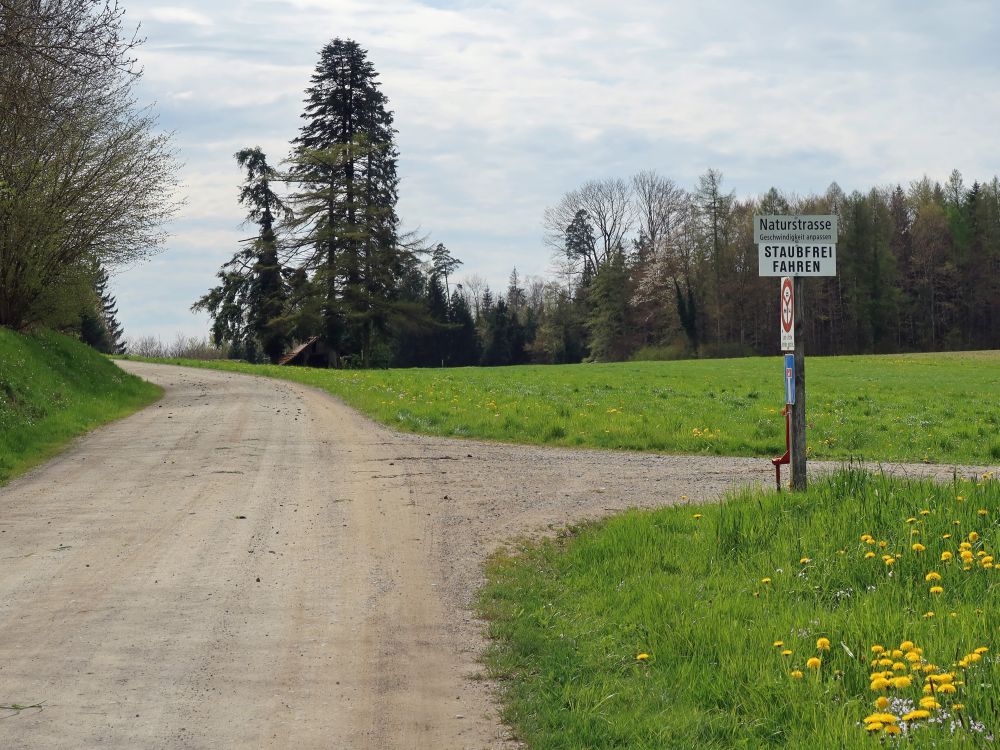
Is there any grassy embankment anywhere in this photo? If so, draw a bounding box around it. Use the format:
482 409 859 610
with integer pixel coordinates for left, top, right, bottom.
479 469 999 748
127 351 1000 465
0 329 161 485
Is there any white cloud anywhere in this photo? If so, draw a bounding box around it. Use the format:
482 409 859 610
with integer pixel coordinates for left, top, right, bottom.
147 6 213 26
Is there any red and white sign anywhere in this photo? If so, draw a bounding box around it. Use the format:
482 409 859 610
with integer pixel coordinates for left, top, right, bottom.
780 277 794 351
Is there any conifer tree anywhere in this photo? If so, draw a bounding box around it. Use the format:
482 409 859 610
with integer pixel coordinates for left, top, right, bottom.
193 148 289 362
289 38 404 366
80 264 126 354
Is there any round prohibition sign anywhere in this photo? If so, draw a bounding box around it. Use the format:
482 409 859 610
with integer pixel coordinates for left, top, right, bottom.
780 277 794 334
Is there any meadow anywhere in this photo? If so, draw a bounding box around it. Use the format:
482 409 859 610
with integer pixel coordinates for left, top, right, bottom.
0 330 161 484
134 351 1000 466
478 469 1000 748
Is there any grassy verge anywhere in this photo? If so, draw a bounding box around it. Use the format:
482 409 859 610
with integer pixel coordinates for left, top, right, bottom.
0 329 162 485
123 351 1000 465
478 469 999 748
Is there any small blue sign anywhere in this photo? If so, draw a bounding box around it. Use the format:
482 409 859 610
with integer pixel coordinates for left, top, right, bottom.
784 354 795 405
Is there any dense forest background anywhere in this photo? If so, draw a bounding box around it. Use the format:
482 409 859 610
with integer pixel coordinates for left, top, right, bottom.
512 167 1000 363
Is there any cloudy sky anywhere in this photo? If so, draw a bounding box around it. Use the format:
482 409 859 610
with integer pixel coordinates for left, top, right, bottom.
113 0 1000 341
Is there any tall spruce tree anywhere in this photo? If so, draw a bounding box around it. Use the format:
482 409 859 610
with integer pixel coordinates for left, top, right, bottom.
193 148 290 362
289 38 403 367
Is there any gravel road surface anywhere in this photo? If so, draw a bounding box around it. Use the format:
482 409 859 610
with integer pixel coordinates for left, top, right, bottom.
0 362 988 748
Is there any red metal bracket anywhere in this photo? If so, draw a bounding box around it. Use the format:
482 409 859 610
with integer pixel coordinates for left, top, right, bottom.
771 405 791 491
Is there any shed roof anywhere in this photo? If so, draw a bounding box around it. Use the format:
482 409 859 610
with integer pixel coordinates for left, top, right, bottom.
277 336 320 366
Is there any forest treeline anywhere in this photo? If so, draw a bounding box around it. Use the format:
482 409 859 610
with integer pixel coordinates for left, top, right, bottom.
195 37 1000 367
527 168 1000 361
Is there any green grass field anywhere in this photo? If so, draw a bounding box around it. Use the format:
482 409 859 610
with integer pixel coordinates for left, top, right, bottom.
479 469 1000 748
0 329 162 485
130 351 1000 465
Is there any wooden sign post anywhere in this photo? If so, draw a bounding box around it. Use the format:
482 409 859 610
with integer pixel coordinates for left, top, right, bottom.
791 277 806 491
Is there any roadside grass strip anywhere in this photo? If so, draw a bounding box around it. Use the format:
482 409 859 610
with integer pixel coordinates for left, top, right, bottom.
477 469 999 749
131 351 1000 466
0 330 161 485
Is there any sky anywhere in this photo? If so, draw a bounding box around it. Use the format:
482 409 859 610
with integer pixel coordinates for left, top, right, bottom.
112 0 1000 342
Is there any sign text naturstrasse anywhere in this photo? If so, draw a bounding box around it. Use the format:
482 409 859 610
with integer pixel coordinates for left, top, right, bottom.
754 215 837 244
755 214 838 277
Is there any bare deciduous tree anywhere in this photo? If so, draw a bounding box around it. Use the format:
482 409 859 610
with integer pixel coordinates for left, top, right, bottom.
632 169 685 259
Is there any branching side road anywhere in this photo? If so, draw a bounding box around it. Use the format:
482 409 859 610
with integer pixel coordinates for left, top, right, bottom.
0 363 985 748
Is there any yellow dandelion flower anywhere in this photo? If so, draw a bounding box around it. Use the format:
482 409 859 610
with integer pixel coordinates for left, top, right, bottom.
905 652 921 663
937 683 957 694
977 508 988 516
912 543 926 552
789 669 804 679
960 541 973 550
892 676 912 689
969 531 980 542
943 533 952 539
870 677 891 691
865 722 883 732
892 662 906 672
799 557 811 564
879 540 888 548
891 650 904 659
884 724 901 735
941 551 953 561
975 647 989 654
900 641 915 651
906 517 917 524
773 641 784 647
925 571 942 581
953 703 964 711
871 645 885 654
816 637 831 651
875 696 890 710
919 509 931 516
864 551 876 559
636 653 650 661
781 649 793 656
919 697 940 710
806 657 821 670
861 533 874 542
761 577 772 584
931 585 944 594
692 513 702 519
864 712 898 724
903 709 931 721
923 611 935 618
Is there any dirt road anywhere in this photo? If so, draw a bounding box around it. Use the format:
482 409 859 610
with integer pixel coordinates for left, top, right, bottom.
0 363 986 749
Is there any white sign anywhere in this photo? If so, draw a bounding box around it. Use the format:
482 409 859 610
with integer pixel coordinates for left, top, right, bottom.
758 244 837 276
780 277 794 351
754 214 838 244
